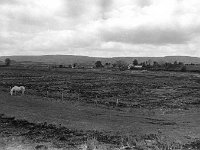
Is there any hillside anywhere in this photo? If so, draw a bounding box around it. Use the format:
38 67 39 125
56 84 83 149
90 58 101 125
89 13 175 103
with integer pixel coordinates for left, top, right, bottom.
0 55 99 65
0 55 200 65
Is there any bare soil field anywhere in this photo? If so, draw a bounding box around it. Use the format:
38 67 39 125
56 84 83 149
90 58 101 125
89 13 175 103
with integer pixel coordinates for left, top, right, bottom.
0 67 200 149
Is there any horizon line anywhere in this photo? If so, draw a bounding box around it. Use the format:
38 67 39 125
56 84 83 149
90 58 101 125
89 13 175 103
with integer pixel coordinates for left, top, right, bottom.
0 54 199 59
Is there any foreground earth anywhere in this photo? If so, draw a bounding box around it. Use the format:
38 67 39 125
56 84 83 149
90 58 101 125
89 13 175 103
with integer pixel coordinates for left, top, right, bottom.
0 91 200 149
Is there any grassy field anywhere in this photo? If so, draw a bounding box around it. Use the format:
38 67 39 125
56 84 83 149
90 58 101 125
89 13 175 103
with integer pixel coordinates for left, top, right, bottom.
0 67 200 149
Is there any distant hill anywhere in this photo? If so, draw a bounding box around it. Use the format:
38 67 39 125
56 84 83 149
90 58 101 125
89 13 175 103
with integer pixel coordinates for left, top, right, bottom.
0 55 98 65
0 55 200 65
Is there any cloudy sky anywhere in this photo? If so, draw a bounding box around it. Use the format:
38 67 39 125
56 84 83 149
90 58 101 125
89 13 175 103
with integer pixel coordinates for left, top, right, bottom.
1 0 200 57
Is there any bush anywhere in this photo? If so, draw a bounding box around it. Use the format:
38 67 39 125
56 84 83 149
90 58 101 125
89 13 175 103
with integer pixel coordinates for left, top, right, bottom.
95 61 103 68
181 66 187 72
5 58 11 66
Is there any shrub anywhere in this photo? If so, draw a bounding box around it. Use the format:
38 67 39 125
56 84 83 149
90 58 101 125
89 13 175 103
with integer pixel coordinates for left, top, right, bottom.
181 66 187 72
5 58 11 66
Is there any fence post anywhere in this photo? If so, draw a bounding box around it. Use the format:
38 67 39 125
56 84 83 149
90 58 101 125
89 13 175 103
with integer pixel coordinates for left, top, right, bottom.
78 93 79 101
95 95 98 106
116 99 119 107
61 92 64 101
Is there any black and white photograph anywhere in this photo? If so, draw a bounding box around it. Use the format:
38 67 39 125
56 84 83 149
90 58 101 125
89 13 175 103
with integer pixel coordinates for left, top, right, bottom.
0 0 200 149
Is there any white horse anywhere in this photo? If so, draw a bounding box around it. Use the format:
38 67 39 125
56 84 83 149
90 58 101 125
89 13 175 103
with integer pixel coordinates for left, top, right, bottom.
10 86 25 96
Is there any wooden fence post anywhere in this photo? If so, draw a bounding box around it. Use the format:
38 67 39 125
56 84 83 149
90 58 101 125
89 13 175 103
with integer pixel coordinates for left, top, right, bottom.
116 99 119 107
95 95 98 106
61 92 64 101
78 93 79 101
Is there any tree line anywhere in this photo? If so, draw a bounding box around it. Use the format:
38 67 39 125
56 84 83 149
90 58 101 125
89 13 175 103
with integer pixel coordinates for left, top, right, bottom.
94 59 187 72
2 58 187 72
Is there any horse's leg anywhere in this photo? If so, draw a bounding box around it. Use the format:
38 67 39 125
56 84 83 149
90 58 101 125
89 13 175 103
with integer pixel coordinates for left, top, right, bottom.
23 88 25 95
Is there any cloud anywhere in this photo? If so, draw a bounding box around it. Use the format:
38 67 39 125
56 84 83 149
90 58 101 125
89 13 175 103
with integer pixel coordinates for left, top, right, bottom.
136 0 152 7
98 0 113 19
0 0 200 57
100 26 192 45
99 0 113 11
65 0 87 18
0 0 19 5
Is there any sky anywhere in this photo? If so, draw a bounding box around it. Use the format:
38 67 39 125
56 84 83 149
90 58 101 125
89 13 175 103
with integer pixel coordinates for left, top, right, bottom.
0 0 200 57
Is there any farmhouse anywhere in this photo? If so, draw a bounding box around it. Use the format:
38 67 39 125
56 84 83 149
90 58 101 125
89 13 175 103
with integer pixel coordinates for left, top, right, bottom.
134 65 143 69
128 64 143 70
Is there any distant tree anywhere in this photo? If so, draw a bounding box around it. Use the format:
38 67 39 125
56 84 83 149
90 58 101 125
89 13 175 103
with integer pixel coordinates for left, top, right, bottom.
68 64 72 68
59 65 64 68
181 65 187 72
105 62 110 66
104 62 111 68
174 61 178 66
178 62 184 66
147 59 152 66
164 62 174 70
153 61 159 67
95 61 103 68
133 59 138 66
5 58 11 66
141 62 146 67
73 63 77 68
112 63 117 68
115 60 128 70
